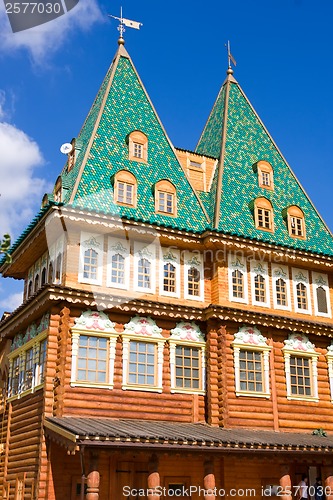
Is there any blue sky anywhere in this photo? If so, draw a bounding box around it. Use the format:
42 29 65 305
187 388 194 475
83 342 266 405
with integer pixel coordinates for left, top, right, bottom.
0 0 332 315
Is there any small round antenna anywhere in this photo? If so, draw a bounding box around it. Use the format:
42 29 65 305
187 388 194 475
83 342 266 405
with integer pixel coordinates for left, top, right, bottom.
60 143 73 155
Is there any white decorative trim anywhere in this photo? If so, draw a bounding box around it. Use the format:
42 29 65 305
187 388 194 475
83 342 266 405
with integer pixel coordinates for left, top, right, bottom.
78 231 104 285
184 251 204 301
283 333 319 401
169 321 206 394
73 310 116 332
271 264 291 311
232 326 271 398
107 237 130 290
133 241 156 294
292 268 312 314
228 253 248 304
312 271 331 318
250 260 270 308
159 248 180 298
121 316 165 392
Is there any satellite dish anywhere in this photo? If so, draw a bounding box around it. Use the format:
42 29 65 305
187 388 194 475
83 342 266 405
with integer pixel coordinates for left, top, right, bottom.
60 143 73 155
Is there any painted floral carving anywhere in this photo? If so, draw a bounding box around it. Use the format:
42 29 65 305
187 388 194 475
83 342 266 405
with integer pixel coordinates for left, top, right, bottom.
124 316 162 337
284 333 315 352
170 322 205 342
233 325 268 346
74 310 115 331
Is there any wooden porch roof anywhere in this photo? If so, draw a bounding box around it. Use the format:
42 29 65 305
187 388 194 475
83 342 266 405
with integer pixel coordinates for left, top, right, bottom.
44 417 333 454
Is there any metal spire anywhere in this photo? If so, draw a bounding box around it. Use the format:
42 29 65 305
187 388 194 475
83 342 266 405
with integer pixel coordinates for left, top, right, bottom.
108 7 143 45
226 40 237 73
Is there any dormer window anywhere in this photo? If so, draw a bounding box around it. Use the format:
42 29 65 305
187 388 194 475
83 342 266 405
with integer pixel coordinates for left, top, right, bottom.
114 170 137 207
253 161 274 190
53 176 62 203
128 130 148 163
254 197 274 232
155 180 177 216
287 206 305 239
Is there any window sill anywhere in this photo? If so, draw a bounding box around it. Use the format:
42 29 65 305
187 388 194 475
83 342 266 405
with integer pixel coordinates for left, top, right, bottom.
122 384 163 393
235 391 271 399
170 388 205 395
286 395 318 403
70 382 114 390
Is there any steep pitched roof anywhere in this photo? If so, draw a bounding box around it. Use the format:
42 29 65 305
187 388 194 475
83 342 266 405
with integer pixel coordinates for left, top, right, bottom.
60 43 209 233
196 70 333 255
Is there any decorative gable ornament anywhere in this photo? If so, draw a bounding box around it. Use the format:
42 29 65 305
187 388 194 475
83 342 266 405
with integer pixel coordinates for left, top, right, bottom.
273 266 288 278
170 322 205 342
73 310 116 332
230 257 245 270
232 325 268 347
124 316 163 338
294 271 308 284
82 236 101 249
163 249 177 262
186 255 201 268
138 247 153 259
283 333 315 353
110 241 128 255
253 262 266 276
315 275 327 286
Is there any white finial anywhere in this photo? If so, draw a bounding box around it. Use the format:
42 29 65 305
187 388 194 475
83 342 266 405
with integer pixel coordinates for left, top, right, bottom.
108 7 143 44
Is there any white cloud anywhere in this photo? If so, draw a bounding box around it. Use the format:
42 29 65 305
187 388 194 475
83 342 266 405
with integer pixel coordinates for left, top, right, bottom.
0 0 103 64
0 291 23 312
0 109 48 235
0 90 6 120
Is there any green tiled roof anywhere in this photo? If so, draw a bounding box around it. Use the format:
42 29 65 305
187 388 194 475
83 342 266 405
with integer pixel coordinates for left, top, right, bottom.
196 75 333 255
61 45 209 233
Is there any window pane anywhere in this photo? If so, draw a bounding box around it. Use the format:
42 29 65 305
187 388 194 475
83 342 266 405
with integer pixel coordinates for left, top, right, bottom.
188 267 200 296
175 346 201 390
76 335 108 383
289 356 312 397
128 341 156 386
238 350 264 393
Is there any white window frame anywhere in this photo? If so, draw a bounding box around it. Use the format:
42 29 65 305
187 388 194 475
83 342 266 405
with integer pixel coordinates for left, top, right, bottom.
232 326 271 398
78 232 104 285
250 260 270 307
159 248 180 298
283 333 319 402
228 253 248 304
272 264 291 311
184 251 204 301
107 237 130 290
134 241 156 294
169 322 205 395
70 310 118 389
292 268 311 314
8 330 48 400
312 271 331 318
121 316 165 392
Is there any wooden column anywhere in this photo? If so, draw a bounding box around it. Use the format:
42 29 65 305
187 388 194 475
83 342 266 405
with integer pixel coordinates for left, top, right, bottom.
323 468 333 500
204 458 216 500
147 454 160 500
86 453 100 500
279 466 292 500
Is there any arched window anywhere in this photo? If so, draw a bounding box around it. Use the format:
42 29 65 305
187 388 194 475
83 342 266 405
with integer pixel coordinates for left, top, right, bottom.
254 197 274 232
28 280 33 297
255 161 274 190
48 262 54 283
275 278 287 307
138 258 151 289
296 282 308 310
254 274 265 303
128 130 148 163
232 269 244 299
41 267 47 286
83 248 98 281
53 176 62 203
316 286 328 314
163 262 176 293
55 254 62 283
155 180 177 216
114 170 137 207
188 267 200 297
287 206 305 239
34 274 40 293
111 253 125 285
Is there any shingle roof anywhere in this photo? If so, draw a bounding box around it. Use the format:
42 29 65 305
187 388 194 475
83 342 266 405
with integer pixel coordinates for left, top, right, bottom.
45 417 333 453
196 73 333 255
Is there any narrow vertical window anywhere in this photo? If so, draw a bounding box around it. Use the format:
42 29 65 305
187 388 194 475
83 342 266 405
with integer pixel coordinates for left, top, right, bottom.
232 269 244 299
239 350 263 392
128 131 148 163
316 286 328 314
83 248 98 280
163 262 176 293
254 275 265 303
287 206 306 239
41 267 47 286
254 197 273 231
155 180 177 216
11 357 20 396
133 142 143 158
55 254 62 283
175 345 200 389
255 161 274 190
111 253 125 285
188 267 200 296
38 339 47 385
34 274 40 293
48 262 54 283
138 258 151 289
276 278 287 306
296 282 307 310
23 348 34 391
290 356 311 396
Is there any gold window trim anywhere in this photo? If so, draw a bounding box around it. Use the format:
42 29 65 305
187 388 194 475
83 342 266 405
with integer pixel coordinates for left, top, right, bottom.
254 197 274 232
257 160 274 190
114 170 137 207
287 205 306 239
155 180 177 216
128 130 148 163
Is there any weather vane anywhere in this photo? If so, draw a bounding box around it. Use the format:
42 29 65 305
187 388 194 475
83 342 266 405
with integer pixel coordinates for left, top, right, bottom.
226 40 237 69
108 7 143 42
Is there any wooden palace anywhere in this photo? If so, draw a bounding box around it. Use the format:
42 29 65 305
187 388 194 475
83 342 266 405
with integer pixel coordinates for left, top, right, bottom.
1 32 333 500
